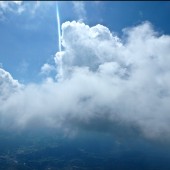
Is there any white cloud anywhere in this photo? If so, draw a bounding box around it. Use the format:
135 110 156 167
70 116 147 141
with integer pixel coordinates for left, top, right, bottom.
13 1 22 5
0 1 46 18
0 68 22 100
59 21 122 74
40 63 55 75
0 1 10 9
0 1 24 14
1 21 170 140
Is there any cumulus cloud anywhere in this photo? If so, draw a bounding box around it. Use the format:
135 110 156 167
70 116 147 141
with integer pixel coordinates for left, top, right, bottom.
1 21 170 140
0 68 22 100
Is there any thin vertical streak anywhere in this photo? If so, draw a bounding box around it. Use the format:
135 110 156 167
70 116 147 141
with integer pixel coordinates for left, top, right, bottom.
56 2 63 81
56 2 61 52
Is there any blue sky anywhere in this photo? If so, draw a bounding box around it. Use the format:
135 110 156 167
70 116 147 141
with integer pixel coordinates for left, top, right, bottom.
0 1 170 83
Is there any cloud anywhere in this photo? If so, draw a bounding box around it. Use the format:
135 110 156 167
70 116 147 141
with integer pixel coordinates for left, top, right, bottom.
0 1 47 18
40 63 55 75
0 1 24 15
0 68 22 100
72 2 86 22
1 21 170 140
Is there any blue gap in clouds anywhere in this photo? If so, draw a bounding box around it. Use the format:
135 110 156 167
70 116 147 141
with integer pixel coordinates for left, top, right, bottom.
86 2 170 36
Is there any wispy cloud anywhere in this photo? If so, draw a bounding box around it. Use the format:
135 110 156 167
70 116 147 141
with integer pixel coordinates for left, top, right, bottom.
40 63 55 75
17 60 29 74
0 1 45 18
72 2 86 22
0 1 24 14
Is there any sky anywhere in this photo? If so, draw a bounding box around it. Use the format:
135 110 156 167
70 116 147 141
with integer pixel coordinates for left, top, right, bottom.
1 1 170 141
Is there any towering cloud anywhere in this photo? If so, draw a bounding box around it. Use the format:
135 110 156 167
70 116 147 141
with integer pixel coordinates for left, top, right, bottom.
1 21 170 139
0 68 21 99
